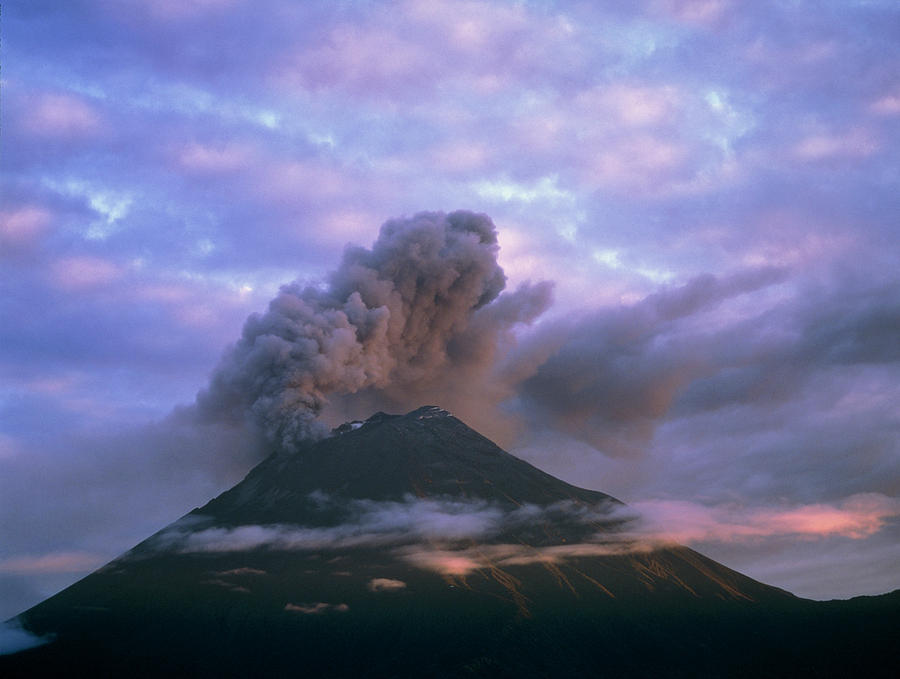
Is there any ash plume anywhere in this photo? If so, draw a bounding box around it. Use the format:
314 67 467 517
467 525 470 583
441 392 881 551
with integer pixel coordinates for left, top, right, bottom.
196 211 551 451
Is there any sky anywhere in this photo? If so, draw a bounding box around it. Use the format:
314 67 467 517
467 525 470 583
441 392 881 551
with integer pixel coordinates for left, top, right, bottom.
2 0 899 620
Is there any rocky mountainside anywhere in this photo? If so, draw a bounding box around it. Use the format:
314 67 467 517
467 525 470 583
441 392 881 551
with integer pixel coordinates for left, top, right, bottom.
3 407 898 677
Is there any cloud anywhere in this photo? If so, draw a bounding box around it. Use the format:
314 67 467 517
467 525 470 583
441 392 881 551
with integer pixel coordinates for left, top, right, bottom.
144 491 900 570
870 93 900 116
22 92 103 139
0 206 52 254
701 522 900 601
176 142 256 174
0 551 107 575
270 0 568 100
792 128 879 161
581 84 681 127
654 0 729 26
397 542 649 577
195 210 550 451
51 256 123 291
0 621 52 657
513 266 790 454
393 493 900 578
128 493 631 575
213 567 266 576
367 578 406 592
629 494 900 544
150 495 592 553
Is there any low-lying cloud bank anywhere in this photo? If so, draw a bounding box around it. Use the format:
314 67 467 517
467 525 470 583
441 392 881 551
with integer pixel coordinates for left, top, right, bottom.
149 494 622 554
397 543 649 577
631 494 900 544
143 492 900 579
0 621 52 657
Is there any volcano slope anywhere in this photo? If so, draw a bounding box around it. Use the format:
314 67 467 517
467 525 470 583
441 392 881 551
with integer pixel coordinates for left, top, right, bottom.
3 406 898 677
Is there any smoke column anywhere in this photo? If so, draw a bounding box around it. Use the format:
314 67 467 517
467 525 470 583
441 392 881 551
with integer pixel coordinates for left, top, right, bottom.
196 211 552 451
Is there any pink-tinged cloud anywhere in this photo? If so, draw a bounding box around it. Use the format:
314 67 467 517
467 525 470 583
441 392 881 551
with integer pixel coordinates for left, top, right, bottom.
399 543 653 577
177 142 255 174
23 375 82 396
654 0 729 27
367 578 407 592
258 160 346 202
24 93 102 138
403 0 529 50
396 493 900 577
276 25 432 94
51 256 122 290
870 94 900 117
271 0 570 98
576 84 681 128
792 129 879 161
587 135 687 189
0 551 106 574
429 141 491 173
0 206 53 251
403 552 481 576
739 218 853 269
631 493 900 544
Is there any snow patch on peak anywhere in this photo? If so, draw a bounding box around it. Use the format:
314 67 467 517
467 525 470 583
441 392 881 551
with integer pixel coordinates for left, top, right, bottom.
410 405 452 419
332 420 364 435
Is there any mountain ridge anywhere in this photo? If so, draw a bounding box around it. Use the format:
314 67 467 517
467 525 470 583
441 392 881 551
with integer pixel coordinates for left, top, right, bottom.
191 405 623 529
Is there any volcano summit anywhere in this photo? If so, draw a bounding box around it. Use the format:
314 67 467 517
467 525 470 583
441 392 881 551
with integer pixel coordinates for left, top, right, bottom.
3 407 897 677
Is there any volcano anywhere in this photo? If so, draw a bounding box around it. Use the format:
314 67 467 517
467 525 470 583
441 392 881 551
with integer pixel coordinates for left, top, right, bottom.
3 406 898 677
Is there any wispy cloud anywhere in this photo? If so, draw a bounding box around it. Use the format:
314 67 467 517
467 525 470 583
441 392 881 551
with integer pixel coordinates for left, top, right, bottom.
149 494 619 554
629 494 900 544
0 551 106 575
397 542 652 577
367 578 406 592
0 621 52 657
143 491 900 582
213 567 266 576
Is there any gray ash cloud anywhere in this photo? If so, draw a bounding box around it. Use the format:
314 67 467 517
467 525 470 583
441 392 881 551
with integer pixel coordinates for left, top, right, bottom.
195 210 551 451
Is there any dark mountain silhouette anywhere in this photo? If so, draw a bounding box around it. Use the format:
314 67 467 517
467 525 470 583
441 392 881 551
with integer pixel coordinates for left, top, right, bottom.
3 406 898 677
